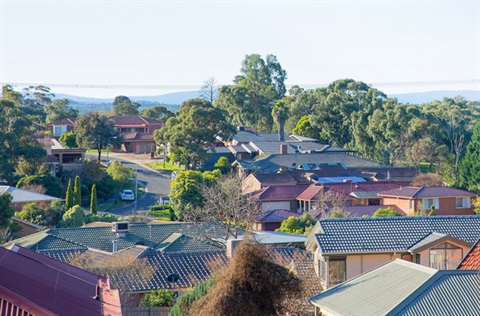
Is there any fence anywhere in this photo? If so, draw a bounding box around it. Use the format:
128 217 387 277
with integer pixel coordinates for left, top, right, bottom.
122 306 172 316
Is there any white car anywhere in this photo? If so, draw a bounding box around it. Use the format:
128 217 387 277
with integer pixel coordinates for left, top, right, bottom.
171 171 178 180
120 189 135 201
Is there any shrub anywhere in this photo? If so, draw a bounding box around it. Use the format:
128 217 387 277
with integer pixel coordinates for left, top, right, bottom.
141 289 173 307
372 207 403 217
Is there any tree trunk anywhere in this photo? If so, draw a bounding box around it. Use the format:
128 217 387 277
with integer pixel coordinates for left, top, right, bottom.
278 121 285 142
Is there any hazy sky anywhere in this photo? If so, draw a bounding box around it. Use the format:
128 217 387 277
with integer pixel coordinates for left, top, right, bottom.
1 0 479 98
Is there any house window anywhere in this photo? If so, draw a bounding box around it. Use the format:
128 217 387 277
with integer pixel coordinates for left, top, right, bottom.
422 198 439 210
54 125 67 137
409 200 414 210
456 197 471 208
429 242 463 270
329 258 346 286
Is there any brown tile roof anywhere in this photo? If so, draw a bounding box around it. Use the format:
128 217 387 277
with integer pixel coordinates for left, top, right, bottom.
297 182 402 201
296 184 325 200
458 239 480 270
250 173 298 186
123 132 154 141
45 118 76 127
379 186 477 198
249 185 310 200
108 115 162 126
1 244 121 315
255 209 301 222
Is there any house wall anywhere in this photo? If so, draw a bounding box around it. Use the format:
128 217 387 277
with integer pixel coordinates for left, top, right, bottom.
383 196 475 216
242 176 261 194
416 242 471 268
124 141 156 154
382 197 414 215
346 253 400 280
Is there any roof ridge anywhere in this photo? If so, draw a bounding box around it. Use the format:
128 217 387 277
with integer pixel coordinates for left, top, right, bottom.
412 186 425 198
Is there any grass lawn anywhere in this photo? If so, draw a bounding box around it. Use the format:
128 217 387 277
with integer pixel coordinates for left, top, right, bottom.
146 161 184 171
419 162 435 173
148 209 173 221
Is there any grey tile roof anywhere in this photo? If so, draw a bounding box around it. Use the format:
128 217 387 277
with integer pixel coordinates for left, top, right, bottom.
310 259 480 316
315 216 480 254
39 249 85 262
379 186 476 198
255 209 301 222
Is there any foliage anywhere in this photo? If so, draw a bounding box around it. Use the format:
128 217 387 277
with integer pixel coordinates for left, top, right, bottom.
473 196 480 214
428 205 436 216
46 199 64 227
214 54 287 132
112 95 141 116
411 173 444 187
372 207 403 217
155 98 235 168
271 99 290 141
458 122 480 192
188 241 303 316
0 193 15 229
65 179 74 211
85 213 118 223
59 131 78 148
74 112 121 161
327 207 352 218
276 213 317 235
74 175 81 206
291 115 321 139
44 98 78 123
170 170 208 219
169 275 218 316
17 173 62 198
60 205 85 228
16 203 46 225
213 156 229 168
106 161 135 193
141 105 174 123
140 289 173 307
90 184 98 215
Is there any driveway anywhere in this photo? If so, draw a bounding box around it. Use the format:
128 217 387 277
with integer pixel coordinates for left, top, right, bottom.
87 153 172 216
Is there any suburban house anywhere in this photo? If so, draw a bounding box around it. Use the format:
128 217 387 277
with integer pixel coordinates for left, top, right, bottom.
252 209 302 231
305 216 480 289
45 118 76 137
5 222 313 302
227 128 318 146
108 115 163 154
0 244 122 316
248 184 310 212
378 186 477 215
0 185 60 211
309 259 480 316
37 138 86 173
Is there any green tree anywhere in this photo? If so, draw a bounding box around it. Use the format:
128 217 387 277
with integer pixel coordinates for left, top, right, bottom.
140 105 174 123
155 98 235 168
106 161 135 193
271 99 290 141
458 122 480 192
60 205 85 228
74 175 81 206
17 173 62 198
16 203 46 225
276 213 317 235
372 207 403 217
44 98 78 123
75 112 120 161
58 131 78 148
65 179 74 211
214 156 229 168
0 193 14 229
291 115 321 139
90 184 98 215
140 289 173 307
112 95 140 116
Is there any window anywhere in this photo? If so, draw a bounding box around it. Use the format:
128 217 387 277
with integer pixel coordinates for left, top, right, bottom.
456 197 471 208
54 125 67 137
422 198 439 210
429 242 463 270
329 258 346 286
409 199 414 210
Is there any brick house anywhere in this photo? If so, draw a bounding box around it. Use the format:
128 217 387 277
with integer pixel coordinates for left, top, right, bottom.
378 186 476 215
108 116 163 154
45 118 76 137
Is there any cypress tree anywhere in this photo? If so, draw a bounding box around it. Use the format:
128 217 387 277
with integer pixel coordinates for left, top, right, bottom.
74 175 81 206
65 179 74 211
458 122 480 192
90 184 98 215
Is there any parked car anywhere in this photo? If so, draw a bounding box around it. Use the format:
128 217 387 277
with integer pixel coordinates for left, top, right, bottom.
120 189 135 201
171 171 178 180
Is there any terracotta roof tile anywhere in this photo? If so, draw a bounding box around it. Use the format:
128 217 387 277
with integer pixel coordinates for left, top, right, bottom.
249 185 310 200
458 239 480 270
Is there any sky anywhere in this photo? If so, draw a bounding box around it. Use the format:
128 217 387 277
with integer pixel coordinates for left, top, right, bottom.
1 0 479 99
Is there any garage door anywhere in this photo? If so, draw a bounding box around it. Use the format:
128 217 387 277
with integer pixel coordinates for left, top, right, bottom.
262 201 291 211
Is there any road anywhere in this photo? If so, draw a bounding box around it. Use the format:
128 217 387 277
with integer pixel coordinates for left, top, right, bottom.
87 154 172 216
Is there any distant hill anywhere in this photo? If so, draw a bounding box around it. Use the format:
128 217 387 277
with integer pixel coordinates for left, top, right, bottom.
391 90 480 104
52 89 479 114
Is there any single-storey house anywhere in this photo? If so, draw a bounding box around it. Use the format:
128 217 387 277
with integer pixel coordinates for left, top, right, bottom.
310 259 480 316
305 216 480 289
248 185 310 212
45 118 76 137
378 186 477 215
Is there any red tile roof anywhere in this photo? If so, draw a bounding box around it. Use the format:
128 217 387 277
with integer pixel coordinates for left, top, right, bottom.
297 182 402 201
45 118 76 127
1 244 121 316
249 185 310 200
379 186 476 198
458 239 480 270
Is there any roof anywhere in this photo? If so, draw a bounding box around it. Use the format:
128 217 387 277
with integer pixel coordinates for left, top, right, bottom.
123 132 154 141
248 185 309 200
457 239 480 270
241 152 382 173
254 209 301 223
312 216 480 254
379 186 476 198
0 186 60 204
297 181 402 201
250 141 352 155
45 117 76 127
341 205 406 217
246 172 298 186
0 244 121 315
108 115 162 126
310 259 480 316
248 230 308 245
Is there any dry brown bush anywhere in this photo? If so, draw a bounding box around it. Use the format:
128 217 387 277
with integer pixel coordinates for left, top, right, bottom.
188 241 303 316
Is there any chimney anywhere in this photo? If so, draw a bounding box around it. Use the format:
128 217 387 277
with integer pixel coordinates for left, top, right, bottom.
226 239 243 258
280 144 288 155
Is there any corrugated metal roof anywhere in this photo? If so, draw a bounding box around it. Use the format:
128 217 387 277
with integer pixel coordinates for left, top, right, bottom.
315 216 480 254
310 259 480 316
0 186 60 203
310 259 436 315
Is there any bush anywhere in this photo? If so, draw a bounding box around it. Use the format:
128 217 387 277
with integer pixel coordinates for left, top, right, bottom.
85 213 118 224
17 173 62 198
141 289 173 307
372 207 403 217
